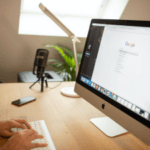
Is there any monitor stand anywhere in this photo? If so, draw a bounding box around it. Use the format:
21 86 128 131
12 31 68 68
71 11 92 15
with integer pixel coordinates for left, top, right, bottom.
90 117 128 137
61 87 80 98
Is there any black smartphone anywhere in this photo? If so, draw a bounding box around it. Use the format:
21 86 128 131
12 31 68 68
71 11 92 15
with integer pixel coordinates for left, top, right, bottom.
12 96 36 106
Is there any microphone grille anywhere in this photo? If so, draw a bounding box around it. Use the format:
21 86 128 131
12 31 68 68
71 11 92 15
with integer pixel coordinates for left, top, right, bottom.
35 49 49 67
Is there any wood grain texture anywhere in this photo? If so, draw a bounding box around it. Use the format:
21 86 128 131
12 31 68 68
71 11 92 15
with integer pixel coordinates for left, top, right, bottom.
0 82 149 150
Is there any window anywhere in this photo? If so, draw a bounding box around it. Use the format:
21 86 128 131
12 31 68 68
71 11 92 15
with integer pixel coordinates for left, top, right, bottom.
19 0 129 37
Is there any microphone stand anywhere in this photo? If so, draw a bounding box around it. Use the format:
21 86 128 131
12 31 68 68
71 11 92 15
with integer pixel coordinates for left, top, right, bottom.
29 73 48 92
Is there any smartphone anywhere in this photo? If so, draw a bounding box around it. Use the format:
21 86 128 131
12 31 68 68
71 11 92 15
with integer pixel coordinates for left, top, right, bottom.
12 96 36 106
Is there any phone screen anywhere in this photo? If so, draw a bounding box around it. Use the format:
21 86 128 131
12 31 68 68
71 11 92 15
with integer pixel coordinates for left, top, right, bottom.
12 96 36 106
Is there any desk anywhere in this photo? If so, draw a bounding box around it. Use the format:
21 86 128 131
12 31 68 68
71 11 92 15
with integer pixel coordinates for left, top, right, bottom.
0 82 149 150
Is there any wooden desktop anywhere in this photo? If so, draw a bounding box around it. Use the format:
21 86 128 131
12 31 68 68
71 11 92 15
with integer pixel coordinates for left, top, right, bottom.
0 82 149 150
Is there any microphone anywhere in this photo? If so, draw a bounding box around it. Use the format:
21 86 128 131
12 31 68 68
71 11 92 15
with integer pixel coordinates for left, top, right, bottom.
33 49 49 78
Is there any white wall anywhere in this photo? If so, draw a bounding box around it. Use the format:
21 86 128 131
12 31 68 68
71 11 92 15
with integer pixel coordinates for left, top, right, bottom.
121 0 150 20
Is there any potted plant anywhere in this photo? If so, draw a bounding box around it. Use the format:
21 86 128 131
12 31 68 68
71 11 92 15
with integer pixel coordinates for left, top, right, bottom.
46 44 82 81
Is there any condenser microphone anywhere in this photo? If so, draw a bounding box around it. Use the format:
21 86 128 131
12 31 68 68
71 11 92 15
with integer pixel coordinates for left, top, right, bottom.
33 49 49 78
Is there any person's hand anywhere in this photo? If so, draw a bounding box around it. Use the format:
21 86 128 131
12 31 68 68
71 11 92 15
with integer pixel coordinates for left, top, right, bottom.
1 129 48 150
0 119 32 137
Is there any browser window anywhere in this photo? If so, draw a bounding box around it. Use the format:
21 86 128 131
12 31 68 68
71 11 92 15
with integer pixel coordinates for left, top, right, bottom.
80 23 150 121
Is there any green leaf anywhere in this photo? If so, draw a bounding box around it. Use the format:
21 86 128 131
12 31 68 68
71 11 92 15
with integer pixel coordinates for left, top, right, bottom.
47 44 82 81
57 44 74 57
77 52 83 65
49 64 63 71
47 59 59 63
52 45 75 68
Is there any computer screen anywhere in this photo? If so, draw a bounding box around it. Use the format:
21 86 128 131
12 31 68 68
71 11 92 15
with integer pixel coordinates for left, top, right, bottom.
75 19 150 145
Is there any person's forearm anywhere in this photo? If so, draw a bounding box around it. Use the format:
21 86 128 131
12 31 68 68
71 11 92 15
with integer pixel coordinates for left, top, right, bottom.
0 121 3 136
0 121 6 136
0 146 5 150
1 144 9 150
1 147 6 150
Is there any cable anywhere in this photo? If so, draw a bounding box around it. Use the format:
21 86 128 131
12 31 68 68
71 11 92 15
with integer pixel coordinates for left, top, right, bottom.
48 81 62 89
38 81 62 89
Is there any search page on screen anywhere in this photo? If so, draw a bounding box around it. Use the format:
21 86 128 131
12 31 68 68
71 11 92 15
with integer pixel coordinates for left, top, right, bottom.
91 25 150 113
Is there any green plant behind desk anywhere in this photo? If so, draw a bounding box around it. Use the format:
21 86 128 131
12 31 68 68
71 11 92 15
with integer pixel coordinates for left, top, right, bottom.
47 44 82 81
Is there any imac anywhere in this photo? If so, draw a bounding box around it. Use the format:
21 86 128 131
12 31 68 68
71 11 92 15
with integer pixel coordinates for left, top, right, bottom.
75 19 150 145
